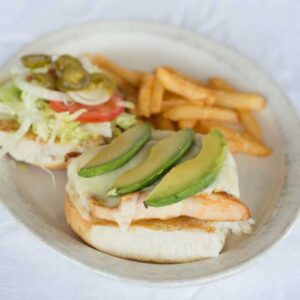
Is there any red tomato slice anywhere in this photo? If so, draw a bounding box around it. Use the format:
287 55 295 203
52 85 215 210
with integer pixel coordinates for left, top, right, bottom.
49 95 124 123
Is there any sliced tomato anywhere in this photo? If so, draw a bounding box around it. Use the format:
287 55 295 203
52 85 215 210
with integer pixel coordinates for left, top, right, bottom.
49 95 124 123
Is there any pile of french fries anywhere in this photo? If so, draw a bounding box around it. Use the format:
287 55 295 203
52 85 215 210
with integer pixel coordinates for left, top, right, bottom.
88 54 272 157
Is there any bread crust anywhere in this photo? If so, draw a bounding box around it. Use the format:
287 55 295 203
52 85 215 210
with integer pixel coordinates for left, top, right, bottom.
65 195 229 263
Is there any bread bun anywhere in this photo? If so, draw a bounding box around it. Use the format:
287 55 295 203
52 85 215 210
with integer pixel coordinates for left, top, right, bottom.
0 130 103 169
65 195 231 263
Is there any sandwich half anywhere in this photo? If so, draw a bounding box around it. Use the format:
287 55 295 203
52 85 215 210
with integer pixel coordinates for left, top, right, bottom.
65 128 253 263
0 54 136 168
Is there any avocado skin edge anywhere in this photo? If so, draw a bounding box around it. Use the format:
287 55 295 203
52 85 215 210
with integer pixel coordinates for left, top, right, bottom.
107 129 195 197
78 124 152 178
145 130 226 207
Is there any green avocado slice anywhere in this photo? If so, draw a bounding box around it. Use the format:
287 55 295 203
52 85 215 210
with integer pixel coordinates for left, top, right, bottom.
107 128 195 196
145 129 226 207
78 122 151 177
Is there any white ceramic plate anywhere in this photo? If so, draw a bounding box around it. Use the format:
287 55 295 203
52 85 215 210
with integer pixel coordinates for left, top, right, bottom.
0 21 299 287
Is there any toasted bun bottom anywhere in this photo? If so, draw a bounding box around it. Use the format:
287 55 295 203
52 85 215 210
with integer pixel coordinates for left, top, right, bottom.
65 196 231 263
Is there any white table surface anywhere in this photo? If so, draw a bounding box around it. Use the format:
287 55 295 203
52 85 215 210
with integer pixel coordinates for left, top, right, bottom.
0 1 299 299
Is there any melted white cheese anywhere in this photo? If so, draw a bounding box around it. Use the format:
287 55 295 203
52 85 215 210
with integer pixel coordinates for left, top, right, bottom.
66 142 155 220
66 133 240 224
201 148 239 198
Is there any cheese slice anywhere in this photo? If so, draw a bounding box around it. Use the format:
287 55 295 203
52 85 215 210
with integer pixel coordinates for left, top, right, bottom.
66 133 240 222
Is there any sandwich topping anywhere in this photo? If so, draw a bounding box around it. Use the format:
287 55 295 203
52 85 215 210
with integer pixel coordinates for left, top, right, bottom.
66 126 251 230
0 54 136 160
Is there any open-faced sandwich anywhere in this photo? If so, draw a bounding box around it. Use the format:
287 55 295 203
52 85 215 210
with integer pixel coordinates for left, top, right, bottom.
66 123 253 263
0 54 136 168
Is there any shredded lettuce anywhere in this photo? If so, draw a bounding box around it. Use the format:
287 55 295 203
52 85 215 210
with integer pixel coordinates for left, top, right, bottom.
83 123 112 138
112 126 122 138
0 116 33 159
32 121 50 141
0 82 21 103
30 113 112 145
115 113 136 130
30 110 112 145
0 103 16 119
0 82 23 117
18 92 112 145
0 81 127 146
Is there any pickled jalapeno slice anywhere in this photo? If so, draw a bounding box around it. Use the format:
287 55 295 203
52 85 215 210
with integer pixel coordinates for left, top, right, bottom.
55 55 82 72
21 54 52 69
31 73 57 89
89 72 116 92
57 66 90 91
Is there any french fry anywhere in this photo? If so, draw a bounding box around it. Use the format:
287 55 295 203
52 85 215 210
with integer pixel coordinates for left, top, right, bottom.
238 110 262 142
164 106 239 123
164 91 215 106
151 76 164 114
226 139 243 153
164 66 205 86
138 74 154 117
194 122 208 134
161 98 204 112
240 133 272 156
89 53 272 157
177 120 197 129
214 90 266 111
104 70 137 100
195 121 242 139
208 77 234 91
157 67 214 104
195 121 271 156
86 54 142 86
162 99 191 112
152 115 176 131
163 91 181 101
189 95 216 106
195 122 243 153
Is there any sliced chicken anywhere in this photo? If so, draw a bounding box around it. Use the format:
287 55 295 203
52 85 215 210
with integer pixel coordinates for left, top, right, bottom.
89 192 250 226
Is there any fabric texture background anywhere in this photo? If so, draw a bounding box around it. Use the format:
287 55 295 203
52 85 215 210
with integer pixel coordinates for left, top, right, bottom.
0 0 299 299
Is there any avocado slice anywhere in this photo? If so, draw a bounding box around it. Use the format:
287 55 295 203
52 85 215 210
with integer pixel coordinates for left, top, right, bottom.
78 122 151 177
107 128 195 196
145 129 226 207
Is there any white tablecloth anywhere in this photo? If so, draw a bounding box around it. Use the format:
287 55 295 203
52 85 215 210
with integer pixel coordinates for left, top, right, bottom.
0 1 299 299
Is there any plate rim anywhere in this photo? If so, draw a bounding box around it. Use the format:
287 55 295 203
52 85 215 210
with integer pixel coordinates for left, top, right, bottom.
0 20 299 287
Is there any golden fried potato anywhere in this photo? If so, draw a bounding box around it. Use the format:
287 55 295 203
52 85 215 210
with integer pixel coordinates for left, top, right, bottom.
214 90 266 111
164 106 239 123
157 67 214 104
238 110 262 142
